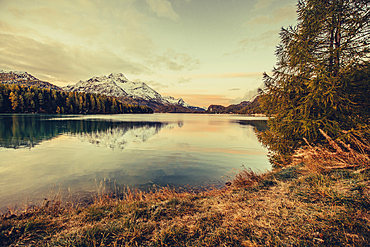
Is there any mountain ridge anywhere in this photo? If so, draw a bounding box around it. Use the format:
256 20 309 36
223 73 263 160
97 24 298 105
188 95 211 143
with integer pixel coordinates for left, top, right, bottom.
206 96 261 115
0 70 62 91
63 73 205 112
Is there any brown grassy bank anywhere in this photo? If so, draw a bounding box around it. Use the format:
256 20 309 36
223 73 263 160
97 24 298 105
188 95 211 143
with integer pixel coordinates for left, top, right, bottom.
1 133 370 246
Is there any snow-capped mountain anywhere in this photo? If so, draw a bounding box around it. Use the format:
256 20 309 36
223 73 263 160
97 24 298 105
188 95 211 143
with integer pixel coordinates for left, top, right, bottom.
63 73 196 109
0 70 62 90
162 95 190 108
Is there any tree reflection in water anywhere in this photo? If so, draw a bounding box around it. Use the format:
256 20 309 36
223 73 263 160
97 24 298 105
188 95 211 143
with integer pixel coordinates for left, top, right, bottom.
0 114 167 149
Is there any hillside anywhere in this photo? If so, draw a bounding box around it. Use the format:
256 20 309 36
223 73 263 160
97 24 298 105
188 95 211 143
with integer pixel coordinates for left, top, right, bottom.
154 104 195 113
0 70 62 91
206 96 261 114
238 96 261 114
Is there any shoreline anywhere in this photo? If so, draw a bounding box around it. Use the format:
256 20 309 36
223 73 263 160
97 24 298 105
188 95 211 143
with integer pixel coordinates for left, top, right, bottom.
1 162 369 246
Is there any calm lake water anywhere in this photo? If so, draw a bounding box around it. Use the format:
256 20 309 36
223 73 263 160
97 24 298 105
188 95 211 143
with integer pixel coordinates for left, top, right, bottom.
0 113 269 212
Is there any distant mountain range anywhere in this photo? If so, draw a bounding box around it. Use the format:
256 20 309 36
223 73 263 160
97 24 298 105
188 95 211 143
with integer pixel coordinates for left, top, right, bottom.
0 70 205 112
0 70 261 114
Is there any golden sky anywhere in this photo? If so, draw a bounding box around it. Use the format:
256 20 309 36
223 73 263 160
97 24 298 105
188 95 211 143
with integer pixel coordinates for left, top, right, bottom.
0 0 297 107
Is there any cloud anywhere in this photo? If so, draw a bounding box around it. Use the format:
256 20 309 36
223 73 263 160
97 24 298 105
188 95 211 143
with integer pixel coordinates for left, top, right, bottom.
176 77 192 84
7 1 146 39
224 29 280 56
187 72 261 79
149 49 200 72
0 0 201 85
244 5 296 27
253 0 277 10
0 32 151 85
145 80 169 90
168 93 233 107
156 73 262 86
240 29 279 50
229 86 262 104
229 88 241 91
136 76 192 92
146 0 179 21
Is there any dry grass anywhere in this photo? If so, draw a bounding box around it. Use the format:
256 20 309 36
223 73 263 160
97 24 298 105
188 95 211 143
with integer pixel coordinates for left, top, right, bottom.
1 134 370 246
293 129 370 173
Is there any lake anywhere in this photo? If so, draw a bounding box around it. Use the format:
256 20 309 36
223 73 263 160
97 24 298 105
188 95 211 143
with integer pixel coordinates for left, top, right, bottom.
0 113 269 212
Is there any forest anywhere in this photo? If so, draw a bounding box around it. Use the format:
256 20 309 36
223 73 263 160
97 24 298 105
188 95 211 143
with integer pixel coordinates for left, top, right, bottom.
0 84 153 114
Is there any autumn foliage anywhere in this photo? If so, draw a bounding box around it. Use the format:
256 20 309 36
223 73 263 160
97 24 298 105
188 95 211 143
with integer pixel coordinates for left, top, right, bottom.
0 84 153 114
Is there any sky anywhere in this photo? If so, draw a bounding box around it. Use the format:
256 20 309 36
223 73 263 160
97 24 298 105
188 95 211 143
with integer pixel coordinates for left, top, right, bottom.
0 0 298 107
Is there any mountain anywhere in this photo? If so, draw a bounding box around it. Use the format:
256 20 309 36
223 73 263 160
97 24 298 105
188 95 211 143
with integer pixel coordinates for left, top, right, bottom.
206 96 261 114
0 70 62 91
237 96 261 115
155 104 194 113
63 73 205 112
207 101 250 114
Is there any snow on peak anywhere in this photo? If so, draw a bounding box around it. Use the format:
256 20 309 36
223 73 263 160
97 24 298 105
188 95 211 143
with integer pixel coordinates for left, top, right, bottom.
0 70 26 75
63 73 191 108
163 96 190 107
108 72 128 81
0 70 38 80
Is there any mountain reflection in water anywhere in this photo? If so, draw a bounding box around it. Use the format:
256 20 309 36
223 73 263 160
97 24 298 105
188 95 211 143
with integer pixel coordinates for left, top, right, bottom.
0 114 167 149
0 113 270 212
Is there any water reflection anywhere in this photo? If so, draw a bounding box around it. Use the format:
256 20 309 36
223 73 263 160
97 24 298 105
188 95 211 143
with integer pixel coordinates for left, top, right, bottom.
234 119 268 132
0 114 167 149
76 122 166 149
0 114 270 212
0 114 64 148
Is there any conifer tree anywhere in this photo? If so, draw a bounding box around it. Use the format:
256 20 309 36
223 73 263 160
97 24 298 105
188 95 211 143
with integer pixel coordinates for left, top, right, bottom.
0 93 3 110
38 92 44 109
259 0 370 166
18 94 24 112
9 92 19 111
